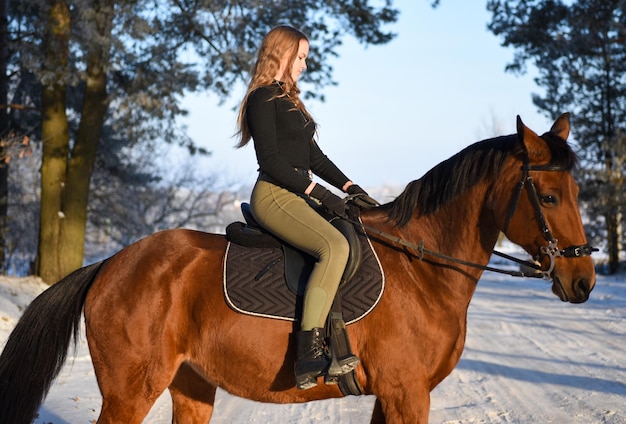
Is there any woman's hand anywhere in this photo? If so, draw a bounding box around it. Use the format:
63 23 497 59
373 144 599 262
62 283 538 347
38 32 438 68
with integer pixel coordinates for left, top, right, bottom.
346 185 379 209
310 184 348 218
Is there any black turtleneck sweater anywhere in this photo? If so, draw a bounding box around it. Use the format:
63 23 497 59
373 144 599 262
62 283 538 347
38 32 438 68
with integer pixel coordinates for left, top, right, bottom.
246 83 350 194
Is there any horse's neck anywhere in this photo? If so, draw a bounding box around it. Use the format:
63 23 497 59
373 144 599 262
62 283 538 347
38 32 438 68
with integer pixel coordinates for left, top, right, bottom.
363 201 493 364
412 189 498 267
365 188 499 299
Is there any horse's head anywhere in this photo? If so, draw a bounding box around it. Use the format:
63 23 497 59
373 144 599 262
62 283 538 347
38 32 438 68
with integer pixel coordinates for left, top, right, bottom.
496 113 596 303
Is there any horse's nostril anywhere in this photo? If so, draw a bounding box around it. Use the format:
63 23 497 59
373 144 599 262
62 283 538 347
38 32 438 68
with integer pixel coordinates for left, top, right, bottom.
572 278 592 303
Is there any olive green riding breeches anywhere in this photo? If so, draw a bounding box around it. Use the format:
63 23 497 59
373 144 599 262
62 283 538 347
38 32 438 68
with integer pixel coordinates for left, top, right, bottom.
250 180 349 330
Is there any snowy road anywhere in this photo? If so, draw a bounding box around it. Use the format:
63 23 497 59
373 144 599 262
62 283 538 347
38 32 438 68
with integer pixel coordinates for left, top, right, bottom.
428 273 625 424
2 270 625 423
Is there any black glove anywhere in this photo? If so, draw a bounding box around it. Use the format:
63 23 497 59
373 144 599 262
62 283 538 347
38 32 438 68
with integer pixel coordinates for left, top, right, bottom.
346 184 380 209
310 184 348 218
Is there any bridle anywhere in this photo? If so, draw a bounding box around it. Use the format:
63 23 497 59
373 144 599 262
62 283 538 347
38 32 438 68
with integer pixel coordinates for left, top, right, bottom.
345 156 597 281
500 158 597 279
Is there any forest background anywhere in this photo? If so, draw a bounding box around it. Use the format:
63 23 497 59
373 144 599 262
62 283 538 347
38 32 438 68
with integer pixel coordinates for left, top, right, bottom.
0 0 624 283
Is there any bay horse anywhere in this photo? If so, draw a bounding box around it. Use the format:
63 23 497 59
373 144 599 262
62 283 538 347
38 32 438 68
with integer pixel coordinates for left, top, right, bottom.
0 113 596 424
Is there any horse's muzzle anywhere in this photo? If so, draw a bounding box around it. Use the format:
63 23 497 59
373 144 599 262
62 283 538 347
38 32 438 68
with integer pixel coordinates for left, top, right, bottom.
552 275 594 303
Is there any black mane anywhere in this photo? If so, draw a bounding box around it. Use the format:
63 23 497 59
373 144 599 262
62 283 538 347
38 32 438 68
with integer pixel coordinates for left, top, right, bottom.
381 132 577 227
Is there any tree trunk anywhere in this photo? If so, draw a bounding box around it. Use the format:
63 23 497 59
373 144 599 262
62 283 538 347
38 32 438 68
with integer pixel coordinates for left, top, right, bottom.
37 1 71 284
58 70 107 277
0 0 8 273
606 210 619 274
37 0 114 284
59 1 113 276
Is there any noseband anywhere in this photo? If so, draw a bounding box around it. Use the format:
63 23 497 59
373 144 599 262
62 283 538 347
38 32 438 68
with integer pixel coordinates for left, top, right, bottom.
501 158 597 280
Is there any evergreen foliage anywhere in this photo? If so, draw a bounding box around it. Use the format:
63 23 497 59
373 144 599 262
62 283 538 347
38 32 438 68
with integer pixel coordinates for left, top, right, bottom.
2 0 399 280
488 0 626 272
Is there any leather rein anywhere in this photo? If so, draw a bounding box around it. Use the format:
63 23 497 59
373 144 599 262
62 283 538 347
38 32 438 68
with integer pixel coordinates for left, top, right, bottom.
345 158 596 281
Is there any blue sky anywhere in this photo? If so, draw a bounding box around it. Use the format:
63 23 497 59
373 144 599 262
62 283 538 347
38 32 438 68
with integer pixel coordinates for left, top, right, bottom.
180 1 554 189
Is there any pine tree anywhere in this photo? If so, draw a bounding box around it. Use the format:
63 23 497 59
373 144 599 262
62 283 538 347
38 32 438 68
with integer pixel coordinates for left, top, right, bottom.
488 0 626 272
4 0 399 283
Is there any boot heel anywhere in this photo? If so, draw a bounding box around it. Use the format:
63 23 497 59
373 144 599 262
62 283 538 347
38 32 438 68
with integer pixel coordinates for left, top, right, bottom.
324 374 339 385
294 328 328 390
296 373 318 390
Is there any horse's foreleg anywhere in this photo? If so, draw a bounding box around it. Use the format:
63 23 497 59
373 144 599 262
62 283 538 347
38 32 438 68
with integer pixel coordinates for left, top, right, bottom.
169 362 217 424
370 398 386 424
371 382 431 423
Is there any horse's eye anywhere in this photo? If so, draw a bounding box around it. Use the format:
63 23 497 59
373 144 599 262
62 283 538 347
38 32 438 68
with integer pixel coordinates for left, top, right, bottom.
540 194 558 205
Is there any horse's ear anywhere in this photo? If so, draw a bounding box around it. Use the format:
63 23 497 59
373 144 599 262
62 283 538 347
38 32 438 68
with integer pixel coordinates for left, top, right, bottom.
548 112 570 141
516 115 549 162
516 115 526 140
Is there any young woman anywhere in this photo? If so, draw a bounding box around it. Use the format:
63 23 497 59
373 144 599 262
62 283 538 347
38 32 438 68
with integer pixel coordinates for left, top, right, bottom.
236 25 375 390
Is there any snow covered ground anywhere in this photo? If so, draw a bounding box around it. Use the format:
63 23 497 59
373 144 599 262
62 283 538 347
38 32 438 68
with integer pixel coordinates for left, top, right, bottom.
1 266 625 423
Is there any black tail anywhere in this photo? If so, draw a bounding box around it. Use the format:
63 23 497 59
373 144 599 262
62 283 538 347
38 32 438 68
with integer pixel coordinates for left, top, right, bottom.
0 261 105 424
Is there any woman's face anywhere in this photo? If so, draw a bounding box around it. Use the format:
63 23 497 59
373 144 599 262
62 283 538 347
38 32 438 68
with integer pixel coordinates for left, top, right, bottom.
276 39 309 82
290 39 309 82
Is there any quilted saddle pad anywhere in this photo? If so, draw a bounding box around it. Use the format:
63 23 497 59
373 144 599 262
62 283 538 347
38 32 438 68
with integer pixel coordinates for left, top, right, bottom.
223 233 385 324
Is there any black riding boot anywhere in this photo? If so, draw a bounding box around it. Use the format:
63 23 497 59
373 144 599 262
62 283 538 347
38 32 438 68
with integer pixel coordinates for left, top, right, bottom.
295 328 328 390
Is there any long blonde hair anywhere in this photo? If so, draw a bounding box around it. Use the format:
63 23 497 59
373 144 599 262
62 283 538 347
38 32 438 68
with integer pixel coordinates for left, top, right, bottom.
236 25 313 148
